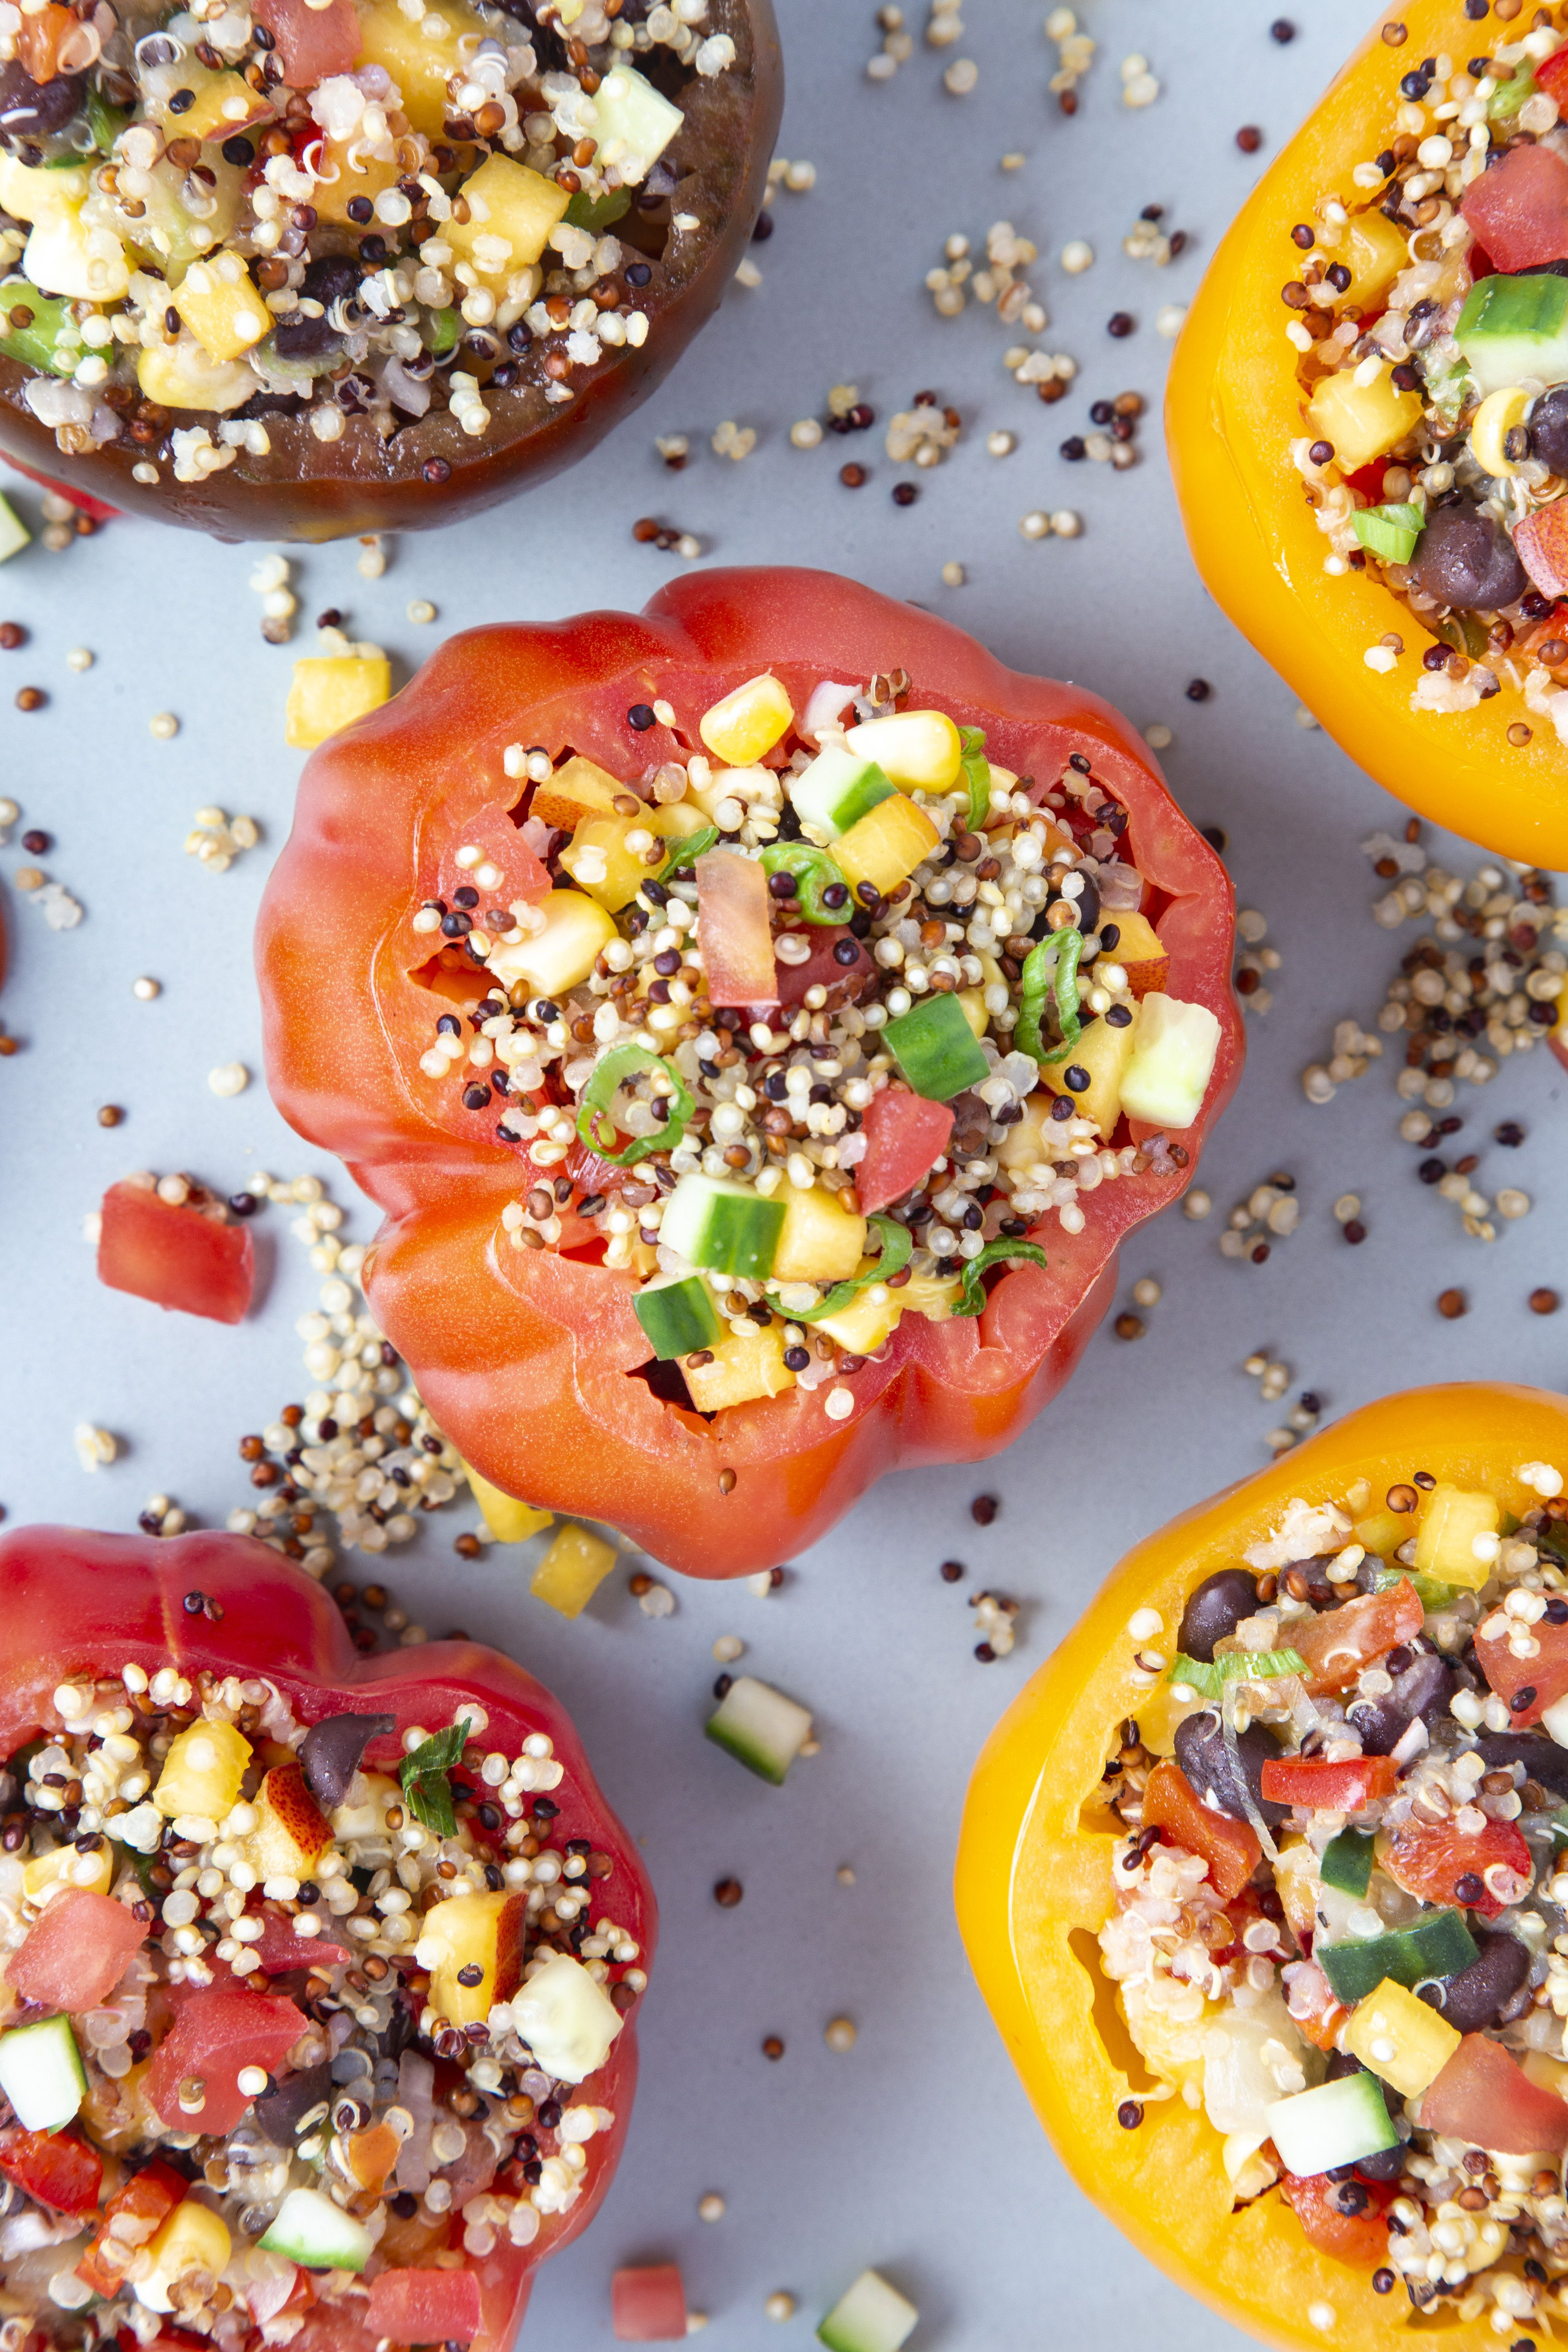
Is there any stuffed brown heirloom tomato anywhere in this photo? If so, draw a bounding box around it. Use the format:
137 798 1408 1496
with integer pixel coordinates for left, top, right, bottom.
0 0 780 539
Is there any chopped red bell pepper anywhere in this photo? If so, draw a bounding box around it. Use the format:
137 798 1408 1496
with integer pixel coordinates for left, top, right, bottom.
1419 2034 1568 2156
1280 2171 1395 2268
611 2263 689 2342
1257 1753 1399 1811
1142 1756 1261 1901
855 1088 956 1217
1541 41 1568 104
6 1886 146 2013
1380 1814 1534 1921
77 2160 188 2298
364 2267 483 2346
0 2125 102 2216
1290 1580 1424 1694
96 1182 254 1326
1461 140 1568 273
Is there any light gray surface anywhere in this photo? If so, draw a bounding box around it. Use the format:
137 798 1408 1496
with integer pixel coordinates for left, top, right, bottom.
2 0 1567 2344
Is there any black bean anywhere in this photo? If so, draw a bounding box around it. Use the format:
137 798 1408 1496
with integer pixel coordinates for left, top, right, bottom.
1173 1709 1288 1828
1176 1570 1259 1664
1530 383 1568 474
1349 1649 1452 1755
1477 1730 1568 1801
253 2060 333 2145
0 60 84 140
1411 504 1528 612
1419 1932 1531 2034
300 1711 396 1808
272 255 360 360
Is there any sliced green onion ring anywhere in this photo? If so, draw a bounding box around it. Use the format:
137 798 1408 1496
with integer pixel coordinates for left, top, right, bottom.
1016 926 1084 1066
1166 1648 1307 1700
657 826 719 883
959 726 991 831
759 840 851 925
576 1044 694 1167
950 1238 1049 1318
768 1213 913 1323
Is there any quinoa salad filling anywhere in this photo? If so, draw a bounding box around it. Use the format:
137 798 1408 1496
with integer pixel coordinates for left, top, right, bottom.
0 0 741 484
410 668 1223 1417
1280 7 1568 749
1097 1457 1568 2328
0 1663 642 2347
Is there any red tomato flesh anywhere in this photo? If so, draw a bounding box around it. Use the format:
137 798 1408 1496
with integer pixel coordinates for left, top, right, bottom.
0 2126 102 2216
77 2160 187 2297
148 1982 306 2135
251 0 358 84
855 1087 956 1216
1142 1757 1261 1901
364 2266 484 2345
1420 2033 1568 2155
1258 1754 1399 1811
1461 140 1568 271
1281 2172 1394 2268
1380 1815 1534 1920
7 1886 146 2013
248 1916 351 1972
434 806 551 916
766 922 876 1012
1475 1610 1568 1728
1286 1962 1350 2054
1542 42 1568 104
612 2263 689 2342
97 1182 254 1326
696 848 777 1006
1291 1580 1424 1695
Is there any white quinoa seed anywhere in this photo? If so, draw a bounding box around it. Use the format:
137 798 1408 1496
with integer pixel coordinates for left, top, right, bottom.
149 712 178 740
208 1063 250 1098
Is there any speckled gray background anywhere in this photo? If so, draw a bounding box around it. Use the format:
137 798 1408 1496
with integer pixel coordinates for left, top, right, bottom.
2 0 1567 2343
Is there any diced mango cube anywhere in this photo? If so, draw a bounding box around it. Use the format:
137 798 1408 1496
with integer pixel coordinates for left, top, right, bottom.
897 1271 965 1319
531 755 630 830
0 150 89 221
588 61 683 181
174 253 270 362
772 1186 867 1284
416 1887 526 2024
531 1524 618 1620
355 0 490 135
286 655 392 750
144 2200 232 2294
1103 909 1169 998
845 709 963 792
699 672 794 766
814 1283 904 1355
1344 1976 1461 2098
1040 1007 1139 1137
24 202 129 302
137 334 255 414
833 793 941 896
464 1462 553 1544
153 1718 252 1822
1305 364 1423 471
1412 1482 1501 1590
560 814 646 913
1354 1508 1412 1561
684 1323 797 1412
310 138 400 227
486 889 617 996
446 153 571 281
1333 211 1410 309
22 1841 114 1903
244 1763 332 1880
174 71 270 143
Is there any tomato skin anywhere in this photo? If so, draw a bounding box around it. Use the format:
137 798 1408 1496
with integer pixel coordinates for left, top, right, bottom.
96 1182 254 1325
257 572 1241 1577
1281 2172 1395 2268
1420 2033 1568 2156
6 1886 145 2012
1259 1754 1399 1811
77 2161 187 2297
1142 1757 1261 1900
1291 1581 1424 1695
1380 1814 1534 1920
856 1089 956 1217
0 2126 102 2216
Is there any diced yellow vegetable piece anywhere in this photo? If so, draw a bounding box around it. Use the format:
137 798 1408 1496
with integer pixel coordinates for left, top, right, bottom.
465 1462 553 1544
22 1841 114 1903
174 253 270 362
658 798 710 840
487 889 617 996
814 1283 904 1355
833 793 941 896
1041 1007 1139 1137
684 1323 797 1412
245 1764 332 1880
1524 2049 1568 2101
329 1771 403 1845
1305 364 1423 472
560 814 646 913
446 153 572 282
356 0 491 135
845 709 963 792
1343 1976 1461 2099
1333 210 1410 308
772 1186 867 1284
1412 1482 1500 1590
310 139 401 228
418 1887 524 2024
137 334 255 413
531 755 628 830
286 655 392 750
174 71 270 142
153 1718 252 1822
684 761 774 823
1354 1507 1412 1561
1471 385 1531 479
956 988 989 1041
24 203 129 302
531 1523 618 1619
897 1271 965 1318
145 2200 232 2291
699 672 794 766
0 152 89 220
997 1102 1052 1173
1271 1836 1319 1948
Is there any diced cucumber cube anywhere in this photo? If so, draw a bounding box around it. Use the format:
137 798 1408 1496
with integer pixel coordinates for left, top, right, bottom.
633 1274 721 1362
659 1173 786 1280
1320 1827 1375 1899
588 62 683 184
0 2012 87 2131
883 993 990 1102
1265 2069 1399 2178
0 493 30 566
818 2269 919 2352
1456 270 1568 396
1117 994 1222 1130
705 1674 813 1785
260 2187 373 2272
1318 1909 1477 2007
789 745 897 841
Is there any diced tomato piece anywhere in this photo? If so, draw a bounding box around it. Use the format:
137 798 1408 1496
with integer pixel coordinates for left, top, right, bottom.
1514 502 1568 602
248 1917 351 1973
1285 1962 1351 2054
855 1086 956 1216
433 806 551 917
7 1887 145 2013
612 2263 689 2343
0 2126 102 2216
1420 2033 1568 2156
77 2160 187 2297
765 925 875 1013
1142 1756 1261 1901
696 848 777 1006
1291 1580 1424 1695
364 2267 483 2346
1542 42 1568 104
148 1983 306 2135
1380 1815 1534 1920
1281 2171 1395 2268
97 1182 254 1326
1475 1607 1568 1727
1462 139 1568 271
1258 1753 1400 1811
251 0 358 85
